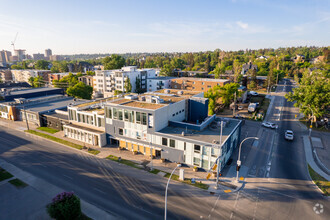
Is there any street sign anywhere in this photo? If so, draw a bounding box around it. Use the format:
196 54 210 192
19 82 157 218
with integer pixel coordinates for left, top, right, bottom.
206 173 211 180
212 164 217 171
310 125 312 128
237 160 241 166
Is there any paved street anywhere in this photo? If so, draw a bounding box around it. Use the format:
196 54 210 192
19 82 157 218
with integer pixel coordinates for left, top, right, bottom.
0 80 329 219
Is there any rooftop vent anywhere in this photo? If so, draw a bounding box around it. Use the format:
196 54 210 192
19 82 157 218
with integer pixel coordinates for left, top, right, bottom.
181 131 185 136
165 89 171 94
177 90 183 95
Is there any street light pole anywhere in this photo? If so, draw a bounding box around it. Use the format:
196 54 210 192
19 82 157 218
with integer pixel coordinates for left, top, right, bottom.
216 121 223 189
309 107 314 138
236 137 258 182
150 134 153 171
164 164 181 220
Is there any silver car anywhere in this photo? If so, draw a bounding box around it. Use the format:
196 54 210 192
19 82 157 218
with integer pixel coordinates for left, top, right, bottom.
285 130 294 141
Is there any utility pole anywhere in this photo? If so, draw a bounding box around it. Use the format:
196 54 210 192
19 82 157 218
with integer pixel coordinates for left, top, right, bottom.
23 106 29 130
216 121 223 189
150 134 153 171
233 91 236 117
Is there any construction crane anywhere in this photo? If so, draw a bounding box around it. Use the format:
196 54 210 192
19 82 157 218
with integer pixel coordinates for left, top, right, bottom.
11 32 18 51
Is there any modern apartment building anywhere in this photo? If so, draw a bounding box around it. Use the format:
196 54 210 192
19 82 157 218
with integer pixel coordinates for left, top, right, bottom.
93 66 156 97
0 50 12 64
171 77 230 92
0 69 13 82
64 99 110 147
147 77 176 92
103 89 241 171
78 75 93 87
11 69 51 83
45 49 52 59
33 53 45 60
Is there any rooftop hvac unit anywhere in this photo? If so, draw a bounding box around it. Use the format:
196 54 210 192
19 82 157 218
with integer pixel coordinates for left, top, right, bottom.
139 96 146 101
177 90 183 95
165 89 171 94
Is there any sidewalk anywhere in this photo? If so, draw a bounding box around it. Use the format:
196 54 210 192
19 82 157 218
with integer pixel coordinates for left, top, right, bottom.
302 136 330 181
0 159 115 220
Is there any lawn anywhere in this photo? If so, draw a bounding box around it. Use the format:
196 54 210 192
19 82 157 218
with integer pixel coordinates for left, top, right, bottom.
0 168 13 181
299 118 330 133
308 164 330 196
9 178 28 188
164 172 209 190
37 127 59 134
87 148 100 155
106 155 142 169
25 130 83 150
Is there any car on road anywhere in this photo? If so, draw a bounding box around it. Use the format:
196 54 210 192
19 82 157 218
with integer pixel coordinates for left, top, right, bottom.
249 91 259 96
262 122 278 129
285 130 294 140
238 105 244 110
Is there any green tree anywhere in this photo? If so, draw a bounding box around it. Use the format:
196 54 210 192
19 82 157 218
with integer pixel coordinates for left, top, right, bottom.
124 78 132 93
285 69 330 120
170 57 185 70
47 192 82 220
135 77 143 93
11 64 23 70
247 68 257 89
35 60 50 70
103 55 125 70
233 60 243 83
28 77 34 86
66 82 93 99
33 76 45 87
86 71 95 76
160 63 173 76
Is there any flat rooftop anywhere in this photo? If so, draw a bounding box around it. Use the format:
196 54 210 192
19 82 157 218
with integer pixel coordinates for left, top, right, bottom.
43 111 69 120
121 101 165 110
4 87 63 96
157 118 241 145
173 77 229 83
154 89 201 97
25 98 85 113
148 77 177 80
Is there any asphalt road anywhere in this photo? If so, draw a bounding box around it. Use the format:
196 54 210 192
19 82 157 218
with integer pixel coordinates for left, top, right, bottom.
0 79 329 219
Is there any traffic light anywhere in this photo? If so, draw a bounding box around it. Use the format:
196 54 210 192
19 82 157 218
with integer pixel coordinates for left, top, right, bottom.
236 165 241 171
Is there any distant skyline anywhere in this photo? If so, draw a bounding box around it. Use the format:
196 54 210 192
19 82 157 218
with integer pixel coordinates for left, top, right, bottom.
0 0 329 55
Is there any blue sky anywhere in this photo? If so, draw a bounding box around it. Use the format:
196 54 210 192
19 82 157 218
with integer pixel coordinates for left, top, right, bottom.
0 0 329 54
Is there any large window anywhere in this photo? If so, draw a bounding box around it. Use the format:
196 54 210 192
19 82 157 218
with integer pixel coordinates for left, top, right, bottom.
193 157 200 166
124 110 129 121
194 145 201 153
162 137 168 146
119 128 123 135
106 107 112 119
113 108 118 119
142 113 147 125
169 139 175 148
202 146 208 155
129 111 134 123
136 112 141 123
118 110 123 120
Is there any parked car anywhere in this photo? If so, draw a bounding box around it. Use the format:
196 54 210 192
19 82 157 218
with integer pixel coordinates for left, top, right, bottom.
249 91 259 96
238 106 244 110
285 130 294 140
262 122 278 129
233 114 244 119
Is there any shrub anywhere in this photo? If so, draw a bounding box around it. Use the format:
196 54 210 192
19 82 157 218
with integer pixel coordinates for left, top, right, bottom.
47 192 82 220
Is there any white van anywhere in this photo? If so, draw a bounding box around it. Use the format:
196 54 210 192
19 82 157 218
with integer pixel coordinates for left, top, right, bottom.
248 103 257 112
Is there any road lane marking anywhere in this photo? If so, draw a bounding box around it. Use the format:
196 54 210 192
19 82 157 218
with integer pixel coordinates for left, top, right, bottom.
62 174 73 180
93 187 106 194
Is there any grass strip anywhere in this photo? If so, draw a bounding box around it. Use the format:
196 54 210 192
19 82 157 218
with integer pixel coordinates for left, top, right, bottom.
25 130 83 150
106 155 142 169
164 173 209 190
106 155 209 190
87 148 100 155
37 127 59 134
9 178 28 188
308 164 330 196
0 168 13 181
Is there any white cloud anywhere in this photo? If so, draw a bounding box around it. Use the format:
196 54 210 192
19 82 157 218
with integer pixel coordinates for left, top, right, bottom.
236 21 249 29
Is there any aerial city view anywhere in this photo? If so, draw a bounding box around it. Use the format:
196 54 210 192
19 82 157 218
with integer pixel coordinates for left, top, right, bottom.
0 0 329 219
